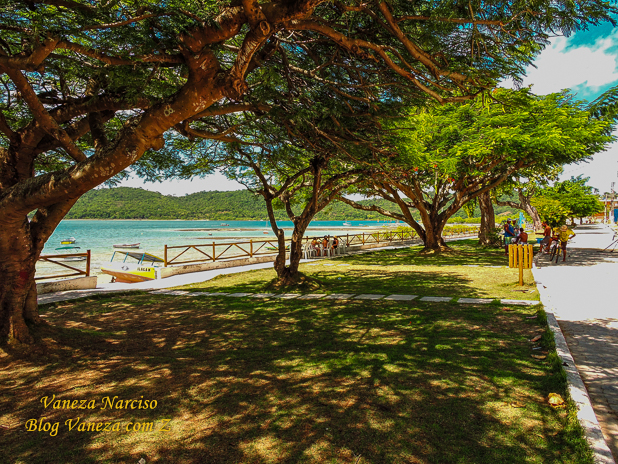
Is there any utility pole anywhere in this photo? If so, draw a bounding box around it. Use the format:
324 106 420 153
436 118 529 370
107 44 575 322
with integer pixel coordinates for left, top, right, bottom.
609 182 616 224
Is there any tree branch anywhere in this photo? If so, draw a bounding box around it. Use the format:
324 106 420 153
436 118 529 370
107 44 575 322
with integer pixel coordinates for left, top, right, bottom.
4 67 87 162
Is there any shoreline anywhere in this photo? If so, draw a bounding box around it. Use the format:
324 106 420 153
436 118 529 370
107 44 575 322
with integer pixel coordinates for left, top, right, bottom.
177 226 391 232
60 218 394 223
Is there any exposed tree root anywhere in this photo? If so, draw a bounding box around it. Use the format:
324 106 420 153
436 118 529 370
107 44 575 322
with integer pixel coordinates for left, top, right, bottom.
266 273 322 292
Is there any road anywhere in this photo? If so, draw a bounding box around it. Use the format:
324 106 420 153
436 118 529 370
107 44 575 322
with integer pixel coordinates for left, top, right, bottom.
534 224 618 461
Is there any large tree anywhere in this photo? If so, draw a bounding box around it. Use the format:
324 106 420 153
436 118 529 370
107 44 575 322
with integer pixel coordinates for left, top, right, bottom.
1 1 616 344
535 176 605 224
477 165 563 242
341 90 613 251
179 83 385 286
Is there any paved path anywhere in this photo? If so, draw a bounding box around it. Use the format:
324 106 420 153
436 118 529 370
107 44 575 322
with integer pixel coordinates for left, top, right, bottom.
145 288 536 305
534 224 618 461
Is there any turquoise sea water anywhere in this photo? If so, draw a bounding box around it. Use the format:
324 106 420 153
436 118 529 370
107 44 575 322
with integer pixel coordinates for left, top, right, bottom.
42 220 396 274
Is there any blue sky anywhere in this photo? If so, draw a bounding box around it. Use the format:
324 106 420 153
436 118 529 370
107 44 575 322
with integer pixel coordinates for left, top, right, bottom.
118 23 618 195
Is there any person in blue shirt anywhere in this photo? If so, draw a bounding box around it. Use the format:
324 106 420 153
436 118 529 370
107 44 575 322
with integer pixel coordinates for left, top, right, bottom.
503 219 515 254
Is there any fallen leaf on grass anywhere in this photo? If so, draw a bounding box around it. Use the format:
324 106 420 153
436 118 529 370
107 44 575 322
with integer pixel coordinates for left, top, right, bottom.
509 401 526 408
532 354 547 360
530 335 542 342
548 393 565 407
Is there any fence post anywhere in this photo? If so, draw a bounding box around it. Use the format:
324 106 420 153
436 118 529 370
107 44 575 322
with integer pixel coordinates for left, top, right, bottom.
213 242 216 262
86 250 91 276
362 233 365 245
164 245 168 267
518 245 524 285
250 239 253 258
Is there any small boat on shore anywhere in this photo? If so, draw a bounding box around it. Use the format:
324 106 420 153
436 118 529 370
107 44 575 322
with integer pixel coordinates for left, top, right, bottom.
54 246 86 261
113 243 140 249
101 250 164 283
60 237 76 244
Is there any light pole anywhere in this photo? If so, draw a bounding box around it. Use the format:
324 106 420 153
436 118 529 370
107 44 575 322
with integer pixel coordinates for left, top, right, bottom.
609 182 616 224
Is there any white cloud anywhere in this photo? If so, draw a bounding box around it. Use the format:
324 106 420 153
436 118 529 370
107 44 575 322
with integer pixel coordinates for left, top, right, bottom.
115 171 244 196
560 131 618 193
500 32 618 193
503 30 618 96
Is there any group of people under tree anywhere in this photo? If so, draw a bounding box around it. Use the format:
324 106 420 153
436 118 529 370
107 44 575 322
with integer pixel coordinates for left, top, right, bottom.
309 235 339 257
502 219 529 250
540 222 576 262
503 217 575 262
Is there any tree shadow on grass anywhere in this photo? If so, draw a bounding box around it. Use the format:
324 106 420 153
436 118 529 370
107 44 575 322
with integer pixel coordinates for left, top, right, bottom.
0 293 585 464
338 240 507 267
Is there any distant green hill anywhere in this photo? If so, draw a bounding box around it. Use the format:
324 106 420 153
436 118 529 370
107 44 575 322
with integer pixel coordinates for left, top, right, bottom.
65 187 518 221
65 187 399 220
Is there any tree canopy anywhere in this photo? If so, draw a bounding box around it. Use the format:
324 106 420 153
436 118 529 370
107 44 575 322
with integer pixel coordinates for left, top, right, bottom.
1 0 617 343
533 176 605 225
342 89 613 249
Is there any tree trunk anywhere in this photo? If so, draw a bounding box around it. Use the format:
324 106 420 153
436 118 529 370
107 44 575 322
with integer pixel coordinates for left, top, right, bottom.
478 192 496 245
0 216 42 344
416 216 448 252
273 217 312 286
517 191 543 231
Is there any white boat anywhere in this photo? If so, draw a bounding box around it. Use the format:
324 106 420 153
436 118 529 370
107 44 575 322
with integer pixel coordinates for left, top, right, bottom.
113 243 140 249
54 246 86 261
101 250 164 283
220 223 229 226
343 222 351 226
60 237 76 244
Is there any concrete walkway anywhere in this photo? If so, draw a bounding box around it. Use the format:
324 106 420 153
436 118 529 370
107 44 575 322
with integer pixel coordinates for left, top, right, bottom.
534 224 618 461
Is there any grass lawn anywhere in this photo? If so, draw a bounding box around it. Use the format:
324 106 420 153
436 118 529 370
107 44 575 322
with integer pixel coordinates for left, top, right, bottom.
182 240 539 301
0 240 590 463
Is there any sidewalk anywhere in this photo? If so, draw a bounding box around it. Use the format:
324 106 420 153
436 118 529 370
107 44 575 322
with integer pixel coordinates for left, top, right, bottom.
534 224 618 461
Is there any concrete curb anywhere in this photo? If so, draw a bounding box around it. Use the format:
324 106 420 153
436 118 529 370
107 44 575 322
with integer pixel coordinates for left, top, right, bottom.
535 274 616 464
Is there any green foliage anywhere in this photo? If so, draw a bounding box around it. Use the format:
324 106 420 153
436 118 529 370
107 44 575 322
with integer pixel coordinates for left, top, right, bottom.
534 176 604 223
64 187 398 220
462 199 477 219
386 89 613 185
350 88 612 246
531 197 571 227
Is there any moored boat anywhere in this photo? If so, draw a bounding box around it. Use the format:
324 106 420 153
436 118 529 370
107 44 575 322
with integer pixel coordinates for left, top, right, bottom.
60 237 76 244
101 250 164 283
54 246 86 261
113 243 140 249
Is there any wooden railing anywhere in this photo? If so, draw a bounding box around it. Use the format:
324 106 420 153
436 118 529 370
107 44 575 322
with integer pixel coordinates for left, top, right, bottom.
164 229 441 267
164 227 479 267
164 238 284 266
36 250 91 280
